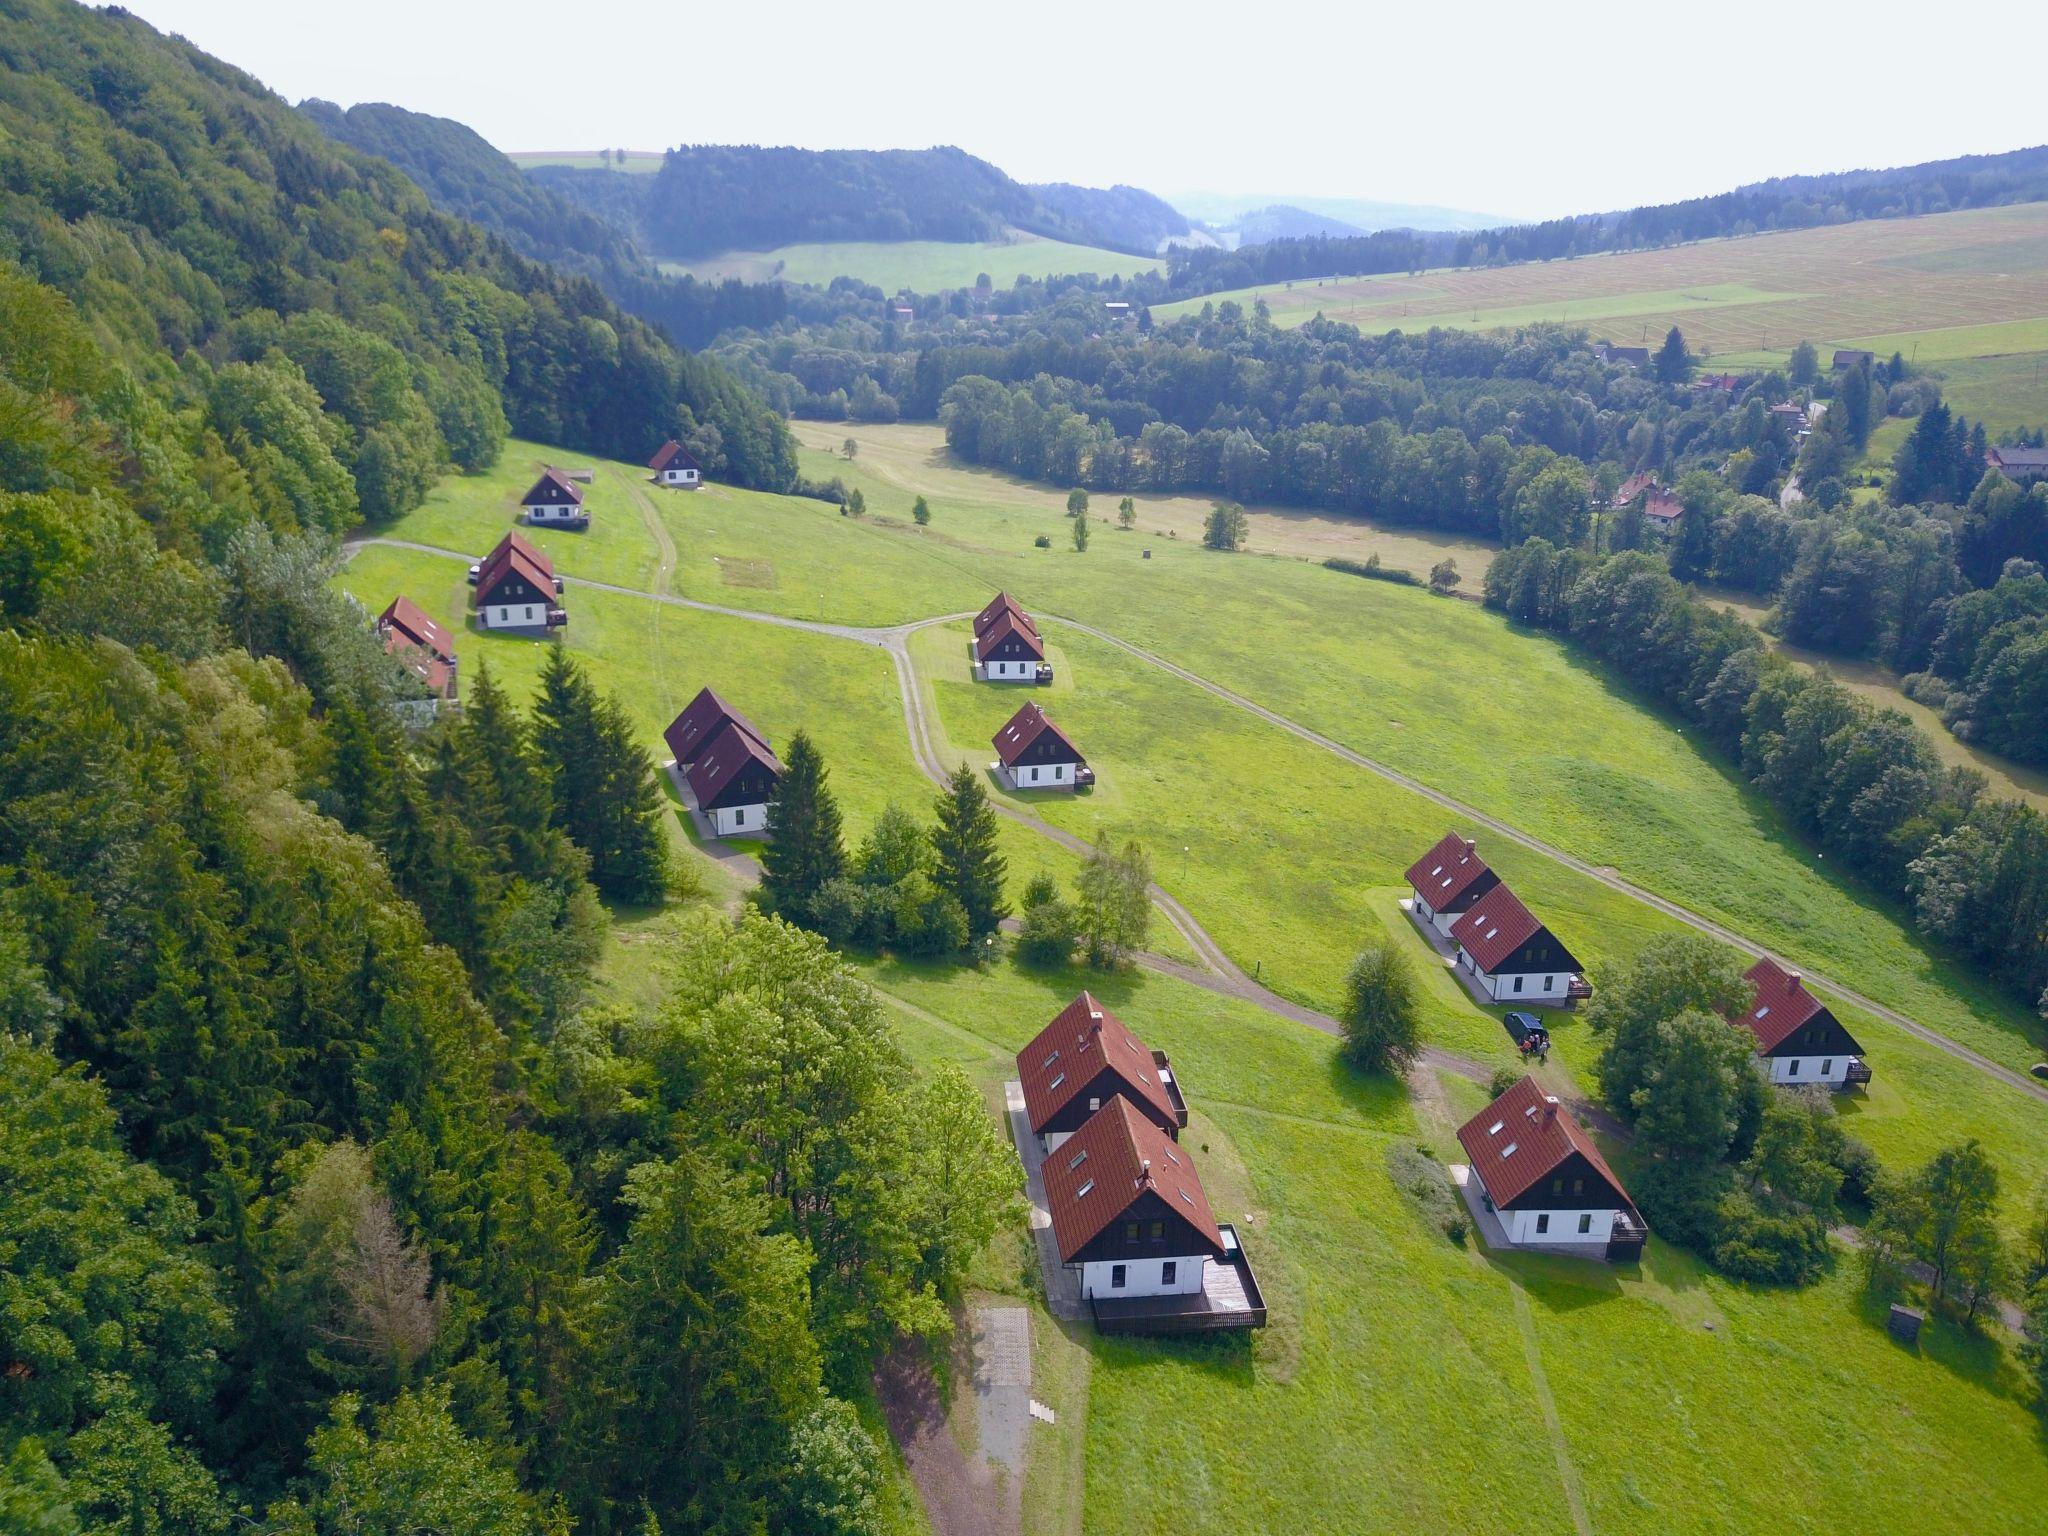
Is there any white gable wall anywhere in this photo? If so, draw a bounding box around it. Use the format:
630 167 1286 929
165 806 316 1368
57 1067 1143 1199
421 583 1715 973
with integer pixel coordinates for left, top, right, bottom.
482 602 551 629
708 801 767 837
1079 1254 1208 1299
1500 1207 1621 1245
1766 1053 1855 1087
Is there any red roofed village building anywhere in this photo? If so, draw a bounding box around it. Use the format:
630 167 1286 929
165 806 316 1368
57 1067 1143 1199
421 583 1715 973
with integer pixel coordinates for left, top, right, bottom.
972 592 1051 683
1457 1075 1645 1260
1405 831 1500 937
649 439 702 489
1041 1097 1265 1331
520 467 589 528
1730 957 1871 1089
992 701 1091 790
1449 881 1588 1004
472 532 566 632
1015 992 1187 1152
665 688 782 837
375 596 458 701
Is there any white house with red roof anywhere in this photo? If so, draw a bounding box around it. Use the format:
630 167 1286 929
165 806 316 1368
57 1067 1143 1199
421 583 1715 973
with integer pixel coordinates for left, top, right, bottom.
1730 957 1870 1088
473 532 566 632
1015 992 1187 1152
375 596 458 700
992 701 1091 790
1404 832 1500 937
663 688 782 837
1448 882 1587 1004
521 467 589 528
1456 1075 1645 1258
972 593 1050 683
649 439 702 489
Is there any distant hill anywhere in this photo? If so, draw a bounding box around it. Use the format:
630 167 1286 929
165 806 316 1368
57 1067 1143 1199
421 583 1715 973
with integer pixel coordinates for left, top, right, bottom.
530 145 1177 260
1226 204 1375 245
1173 190 1506 234
300 102 786 348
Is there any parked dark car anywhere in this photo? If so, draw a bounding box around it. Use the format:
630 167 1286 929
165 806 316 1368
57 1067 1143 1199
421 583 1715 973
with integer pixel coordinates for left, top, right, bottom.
1503 1011 1550 1057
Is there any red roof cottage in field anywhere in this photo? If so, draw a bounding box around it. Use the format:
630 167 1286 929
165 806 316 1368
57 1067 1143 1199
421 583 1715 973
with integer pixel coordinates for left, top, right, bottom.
1404 832 1500 937
1015 992 1187 1152
992 701 1091 790
649 439 702 490
521 467 589 529
664 688 782 838
471 532 566 632
973 597 1050 684
1042 1097 1265 1332
1729 957 1870 1089
1448 882 1588 1004
1456 1075 1645 1260
375 596 458 700
663 687 768 769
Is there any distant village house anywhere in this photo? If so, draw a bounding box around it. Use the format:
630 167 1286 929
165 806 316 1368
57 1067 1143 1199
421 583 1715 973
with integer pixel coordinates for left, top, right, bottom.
1448 881 1589 1004
375 595 458 701
1729 956 1871 1089
521 467 590 528
649 439 702 489
1456 1075 1646 1260
472 532 566 632
1986 444 2048 483
1016 992 1187 1153
992 701 1092 790
1832 349 1876 372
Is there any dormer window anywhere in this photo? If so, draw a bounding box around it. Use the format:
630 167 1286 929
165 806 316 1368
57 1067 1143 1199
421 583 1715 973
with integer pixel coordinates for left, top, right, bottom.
1042 1049 1060 1069
1075 1178 1095 1199
1047 1072 1066 1091
1067 1149 1088 1171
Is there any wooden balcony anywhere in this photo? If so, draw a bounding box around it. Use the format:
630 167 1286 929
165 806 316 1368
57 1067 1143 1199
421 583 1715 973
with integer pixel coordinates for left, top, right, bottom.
1153 1050 1190 1130
1089 1224 1267 1335
1566 975 1593 1001
1844 1058 1873 1087
1605 1212 1648 1264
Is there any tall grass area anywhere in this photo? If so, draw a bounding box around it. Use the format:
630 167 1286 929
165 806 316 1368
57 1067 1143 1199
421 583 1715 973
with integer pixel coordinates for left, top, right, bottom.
867 955 2048 1534
664 234 1160 291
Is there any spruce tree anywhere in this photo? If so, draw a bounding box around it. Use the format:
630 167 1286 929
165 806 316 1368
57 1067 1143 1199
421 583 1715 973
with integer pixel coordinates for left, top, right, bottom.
459 661 556 873
589 692 669 904
761 730 845 922
930 763 1007 941
1653 325 1693 385
533 645 604 860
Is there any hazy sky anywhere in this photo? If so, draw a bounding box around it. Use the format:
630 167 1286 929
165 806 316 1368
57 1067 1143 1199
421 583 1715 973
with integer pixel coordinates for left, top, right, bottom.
130 0 2041 221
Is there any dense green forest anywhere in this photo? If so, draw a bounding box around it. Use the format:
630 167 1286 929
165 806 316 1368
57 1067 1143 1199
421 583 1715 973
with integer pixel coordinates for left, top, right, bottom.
0 0 795 496
533 143 1184 259
0 4 1015 1531
299 101 790 350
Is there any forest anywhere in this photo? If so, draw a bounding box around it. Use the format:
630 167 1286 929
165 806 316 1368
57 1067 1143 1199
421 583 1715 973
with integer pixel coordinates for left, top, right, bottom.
0 4 1018 1532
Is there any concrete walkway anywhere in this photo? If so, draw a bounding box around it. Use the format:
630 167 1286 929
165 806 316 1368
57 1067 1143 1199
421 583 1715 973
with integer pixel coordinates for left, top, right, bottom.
661 760 762 884
1005 1081 1083 1321
970 1306 1032 1483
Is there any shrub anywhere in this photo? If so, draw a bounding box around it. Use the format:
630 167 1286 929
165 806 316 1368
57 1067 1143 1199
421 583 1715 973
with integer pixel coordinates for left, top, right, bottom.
1832 1134 1883 1209
1387 1144 1467 1245
1324 554 1420 586
1015 874 1080 968
1032 534 1051 549
1487 1065 1523 1100
1711 1186 1833 1284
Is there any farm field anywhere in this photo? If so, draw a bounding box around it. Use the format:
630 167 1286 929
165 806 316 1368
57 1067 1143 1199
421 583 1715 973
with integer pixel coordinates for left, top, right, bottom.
664 232 1161 291
1154 203 2048 433
504 150 662 173
348 441 2048 1205
865 952 2048 1535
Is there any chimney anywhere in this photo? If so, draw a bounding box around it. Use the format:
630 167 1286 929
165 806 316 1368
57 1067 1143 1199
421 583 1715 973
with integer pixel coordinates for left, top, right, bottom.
1463 838 1476 854
1788 970 1803 987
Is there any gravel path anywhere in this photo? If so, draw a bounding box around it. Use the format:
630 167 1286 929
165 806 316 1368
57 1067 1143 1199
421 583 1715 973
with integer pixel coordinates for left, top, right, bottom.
343 536 2047 1108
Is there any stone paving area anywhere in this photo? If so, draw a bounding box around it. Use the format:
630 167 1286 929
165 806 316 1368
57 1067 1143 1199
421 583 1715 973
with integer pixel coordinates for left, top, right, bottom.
1005 1081 1084 1321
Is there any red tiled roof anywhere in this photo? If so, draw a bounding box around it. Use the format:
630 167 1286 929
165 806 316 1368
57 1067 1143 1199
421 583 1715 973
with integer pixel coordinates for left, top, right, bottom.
1449 882 1542 974
376 596 455 663
685 716 782 808
649 439 701 474
1043 1097 1224 1264
1456 1075 1636 1214
978 609 1045 662
1734 957 1827 1054
476 531 556 593
1643 490 1684 522
476 545 558 607
522 467 583 506
1616 471 1659 503
992 701 1082 767
1016 992 1176 1136
975 591 1037 640
664 687 767 766
1404 832 1490 907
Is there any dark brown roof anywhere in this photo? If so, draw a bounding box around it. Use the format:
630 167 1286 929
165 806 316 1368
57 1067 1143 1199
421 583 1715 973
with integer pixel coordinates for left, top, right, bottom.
476 542 557 608
1734 956 1828 1054
1015 992 1177 1136
978 609 1045 661
1456 1074 1636 1214
476 531 555 591
685 716 782 808
1989 445 2048 472
664 687 768 766
992 701 1083 767
1449 882 1543 973
1404 832 1491 907
521 467 584 506
1043 1097 1224 1264
974 591 1037 640
376 595 455 663
649 439 701 474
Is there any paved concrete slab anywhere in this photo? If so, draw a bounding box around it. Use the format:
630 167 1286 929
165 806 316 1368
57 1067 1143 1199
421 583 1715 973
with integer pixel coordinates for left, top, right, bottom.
1004 1081 1083 1321
971 1307 1031 1480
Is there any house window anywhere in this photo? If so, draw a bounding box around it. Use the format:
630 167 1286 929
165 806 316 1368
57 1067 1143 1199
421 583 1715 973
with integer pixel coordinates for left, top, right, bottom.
1544 976 1554 991
1572 1178 1584 1195
1822 1060 1833 1075
525 605 537 622
1161 1260 1178 1286
1578 1214 1593 1234
1110 1264 1126 1289
1512 976 1524 994
1150 1221 1164 1240
1535 1214 1550 1234
1787 1059 1800 1077
1088 1097 1099 1112
1550 1178 1563 1196
1124 1221 1138 1241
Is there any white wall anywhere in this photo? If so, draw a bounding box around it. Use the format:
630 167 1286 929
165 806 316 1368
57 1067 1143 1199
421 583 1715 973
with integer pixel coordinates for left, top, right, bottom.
1079 1254 1208 1299
525 503 581 522
1012 761 1074 788
1768 1054 1855 1087
660 468 699 487
1463 953 1570 1002
1412 890 1458 937
1502 1207 1619 1245
985 658 1037 680
483 603 549 629
709 801 767 837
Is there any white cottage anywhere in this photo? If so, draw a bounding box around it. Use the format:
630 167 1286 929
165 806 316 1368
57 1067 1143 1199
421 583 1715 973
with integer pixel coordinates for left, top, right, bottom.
520 467 589 527
649 439 703 489
683 716 783 837
1732 957 1871 1089
472 533 565 632
1449 882 1588 1004
1044 1097 1227 1305
1404 831 1499 937
1015 991 1187 1153
972 593 1049 682
1457 1075 1645 1260
993 701 1090 790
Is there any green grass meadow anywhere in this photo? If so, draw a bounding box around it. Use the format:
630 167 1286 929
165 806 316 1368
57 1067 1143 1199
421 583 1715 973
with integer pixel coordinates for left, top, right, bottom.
665 233 1161 291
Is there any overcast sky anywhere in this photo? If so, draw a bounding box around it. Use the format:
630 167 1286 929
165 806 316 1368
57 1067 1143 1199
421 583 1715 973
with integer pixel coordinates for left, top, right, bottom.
130 0 2041 222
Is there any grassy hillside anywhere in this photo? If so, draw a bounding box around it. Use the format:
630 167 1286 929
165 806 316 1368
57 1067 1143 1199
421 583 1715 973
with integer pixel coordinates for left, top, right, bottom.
667 233 1162 291
1154 203 2048 431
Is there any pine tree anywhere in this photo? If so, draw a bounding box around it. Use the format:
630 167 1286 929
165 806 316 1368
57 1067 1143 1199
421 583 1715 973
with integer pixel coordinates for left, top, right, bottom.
761 730 845 921
588 692 668 904
930 764 1007 941
1653 325 1693 385
459 661 556 873
532 645 604 861
323 700 396 836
